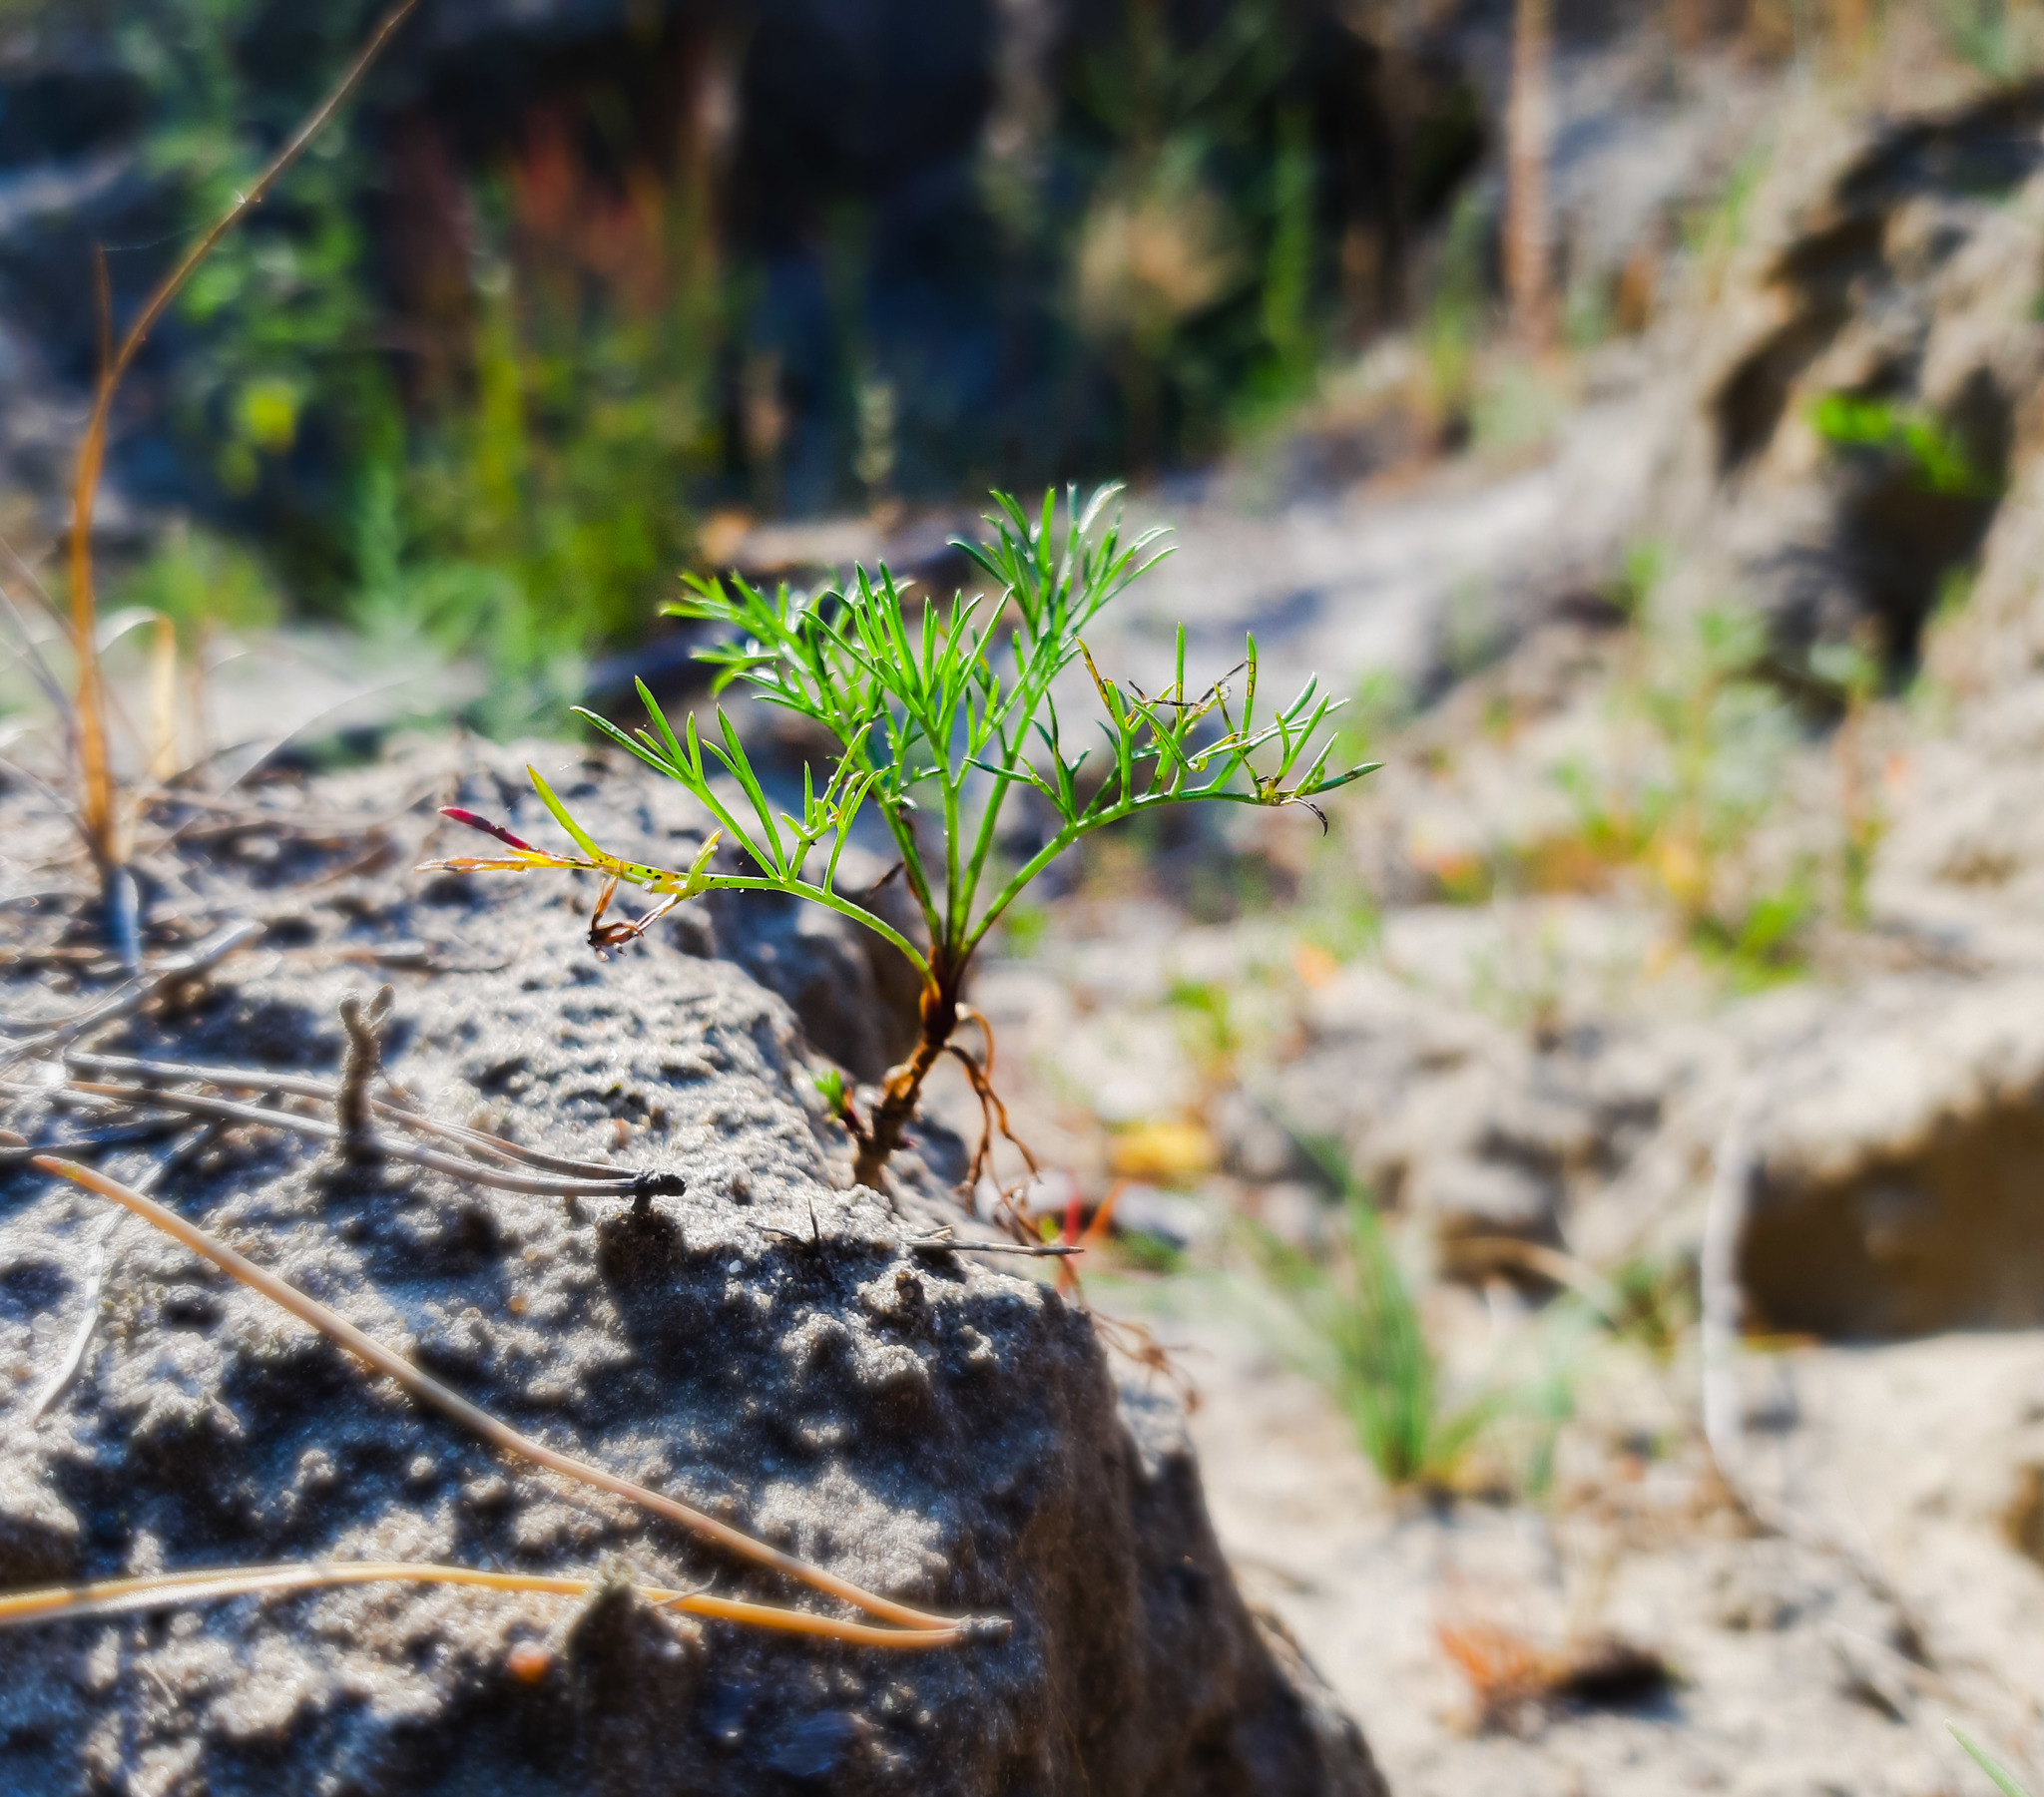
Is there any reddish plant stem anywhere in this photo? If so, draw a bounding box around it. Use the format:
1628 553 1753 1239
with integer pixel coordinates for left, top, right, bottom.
850 969 961 1189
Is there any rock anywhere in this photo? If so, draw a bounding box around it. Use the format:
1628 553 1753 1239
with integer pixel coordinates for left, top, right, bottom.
1647 79 2044 665
0 743 1380 1796
1279 961 1629 1255
1738 975 2044 1336
0 1458 79 1585
1748 1333 2044 1718
700 870 924 1086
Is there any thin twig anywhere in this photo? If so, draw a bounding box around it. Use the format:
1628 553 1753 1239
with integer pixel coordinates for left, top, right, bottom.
0 1124 183 1167
65 1082 679 1203
33 1158 997 1644
0 1561 966 1649
67 1051 621 1179
0 920 262 1069
0 575 74 740
908 1228 1081 1260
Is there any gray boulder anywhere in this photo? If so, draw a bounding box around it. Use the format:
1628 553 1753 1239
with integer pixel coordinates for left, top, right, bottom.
0 745 1381 1796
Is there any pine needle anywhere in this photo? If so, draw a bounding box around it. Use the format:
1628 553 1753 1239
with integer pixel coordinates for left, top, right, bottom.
32 1156 998 1646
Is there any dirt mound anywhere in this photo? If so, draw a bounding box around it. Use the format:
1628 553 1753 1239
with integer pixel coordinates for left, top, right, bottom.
1656 79 2044 665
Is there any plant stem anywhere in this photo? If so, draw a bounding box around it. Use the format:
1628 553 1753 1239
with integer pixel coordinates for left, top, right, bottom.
852 966 963 1189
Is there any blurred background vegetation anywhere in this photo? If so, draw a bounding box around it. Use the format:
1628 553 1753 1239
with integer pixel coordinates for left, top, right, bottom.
7 0 2014 723
0 0 1503 719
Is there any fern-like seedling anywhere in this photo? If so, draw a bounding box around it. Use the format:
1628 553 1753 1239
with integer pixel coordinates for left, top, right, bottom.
427 485 1375 1195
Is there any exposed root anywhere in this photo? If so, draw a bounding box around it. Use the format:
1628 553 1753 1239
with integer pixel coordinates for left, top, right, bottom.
938 1006 1051 1246
945 1046 1039 1200
1088 1309 1198 1410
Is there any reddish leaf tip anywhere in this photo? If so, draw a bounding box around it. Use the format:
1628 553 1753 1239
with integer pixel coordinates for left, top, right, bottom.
440 807 535 853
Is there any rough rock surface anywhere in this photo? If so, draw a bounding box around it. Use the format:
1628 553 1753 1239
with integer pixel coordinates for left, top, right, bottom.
1651 79 2044 663
1736 976 2044 1336
0 743 1380 1797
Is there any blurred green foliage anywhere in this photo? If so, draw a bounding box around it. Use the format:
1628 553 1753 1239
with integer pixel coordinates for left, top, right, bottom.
110 519 280 648
1810 391 2002 498
1939 0 2040 79
1252 1182 1494 1491
80 0 1458 725
106 0 720 723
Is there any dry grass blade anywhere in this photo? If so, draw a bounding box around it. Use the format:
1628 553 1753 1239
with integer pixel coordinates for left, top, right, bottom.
67 0 423 869
32 1157 997 1644
0 1563 970 1650
1439 1236 1626 1323
29 1121 222 1421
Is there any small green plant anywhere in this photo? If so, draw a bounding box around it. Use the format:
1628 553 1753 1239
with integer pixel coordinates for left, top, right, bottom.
1682 141 1770 296
1603 1252 1698 1362
1251 1182 1491 1490
1939 0 2034 80
1952 1722 2035 1797
1419 189 1490 434
1548 596 1812 979
1810 391 2001 498
429 486 1373 1192
1690 864 1817 991
1165 977 1245 1082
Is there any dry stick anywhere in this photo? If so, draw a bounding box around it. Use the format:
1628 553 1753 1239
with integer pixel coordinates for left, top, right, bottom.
908 1230 1081 1260
66 0 424 868
33 1158 997 1644
63 1062 1066 1240
67 1052 621 1179
0 920 262 1069
0 1562 963 1648
65 1083 672 1203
